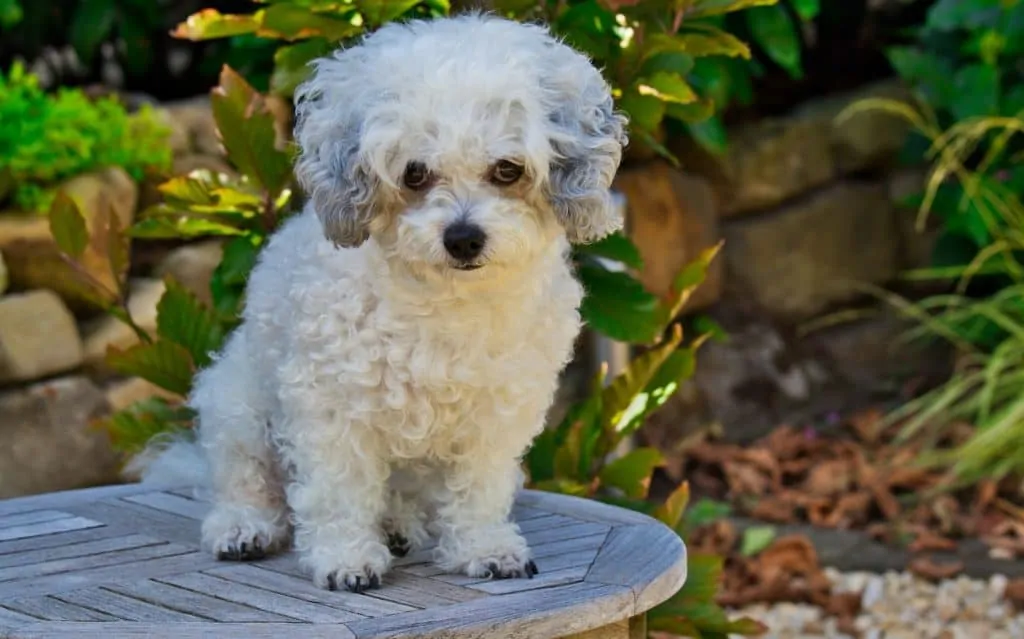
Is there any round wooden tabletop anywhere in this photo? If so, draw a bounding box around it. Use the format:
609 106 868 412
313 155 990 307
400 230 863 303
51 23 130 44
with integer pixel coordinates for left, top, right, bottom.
0 483 687 638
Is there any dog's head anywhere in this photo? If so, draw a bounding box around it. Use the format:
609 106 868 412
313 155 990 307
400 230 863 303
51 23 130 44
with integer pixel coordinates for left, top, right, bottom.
293 14 627 277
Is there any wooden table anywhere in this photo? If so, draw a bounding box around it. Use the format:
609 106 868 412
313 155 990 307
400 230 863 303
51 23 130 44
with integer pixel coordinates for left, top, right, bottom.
0 483 687 638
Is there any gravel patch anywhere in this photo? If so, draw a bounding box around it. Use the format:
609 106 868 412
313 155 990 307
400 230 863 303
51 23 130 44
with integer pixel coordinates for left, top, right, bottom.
731 568 1024 638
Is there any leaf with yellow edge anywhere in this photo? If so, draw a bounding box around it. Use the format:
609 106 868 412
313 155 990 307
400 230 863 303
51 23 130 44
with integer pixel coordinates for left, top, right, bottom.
654 480 691 529
668 240 723 317
48 191 89 259
172 9 261 41
599 447 665 498
599 324 685 436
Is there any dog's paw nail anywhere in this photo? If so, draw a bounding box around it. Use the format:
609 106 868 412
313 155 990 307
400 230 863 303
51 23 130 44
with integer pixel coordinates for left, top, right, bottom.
326 574 338 591
386 533 411 557
526 560 538 577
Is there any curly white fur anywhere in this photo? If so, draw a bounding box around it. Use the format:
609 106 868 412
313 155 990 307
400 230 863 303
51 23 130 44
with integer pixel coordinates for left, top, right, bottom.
131 13 627 591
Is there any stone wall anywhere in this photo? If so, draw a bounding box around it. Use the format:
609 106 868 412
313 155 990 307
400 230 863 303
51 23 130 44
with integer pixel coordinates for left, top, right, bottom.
616 79 952 477
0 97 226 499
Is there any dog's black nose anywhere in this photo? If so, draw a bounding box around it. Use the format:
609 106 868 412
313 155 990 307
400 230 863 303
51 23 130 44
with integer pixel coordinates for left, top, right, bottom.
443 222 486 261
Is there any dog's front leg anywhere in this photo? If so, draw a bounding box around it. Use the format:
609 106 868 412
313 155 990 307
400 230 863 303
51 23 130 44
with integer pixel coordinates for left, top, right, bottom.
433 450 537 580
284 420 392 592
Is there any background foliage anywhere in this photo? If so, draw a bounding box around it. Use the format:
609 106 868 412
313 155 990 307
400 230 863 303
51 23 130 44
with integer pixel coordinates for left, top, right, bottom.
845 0 1024 483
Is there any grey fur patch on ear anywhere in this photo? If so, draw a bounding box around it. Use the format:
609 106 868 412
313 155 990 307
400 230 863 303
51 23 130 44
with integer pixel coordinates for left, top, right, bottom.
293 52 379 248
541 41 629 244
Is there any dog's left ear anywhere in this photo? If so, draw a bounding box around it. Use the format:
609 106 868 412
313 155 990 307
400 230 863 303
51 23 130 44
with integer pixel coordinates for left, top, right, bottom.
539 39 629 244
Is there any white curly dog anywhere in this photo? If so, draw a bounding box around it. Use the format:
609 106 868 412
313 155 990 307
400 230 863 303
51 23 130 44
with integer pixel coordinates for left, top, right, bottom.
133 13 627 592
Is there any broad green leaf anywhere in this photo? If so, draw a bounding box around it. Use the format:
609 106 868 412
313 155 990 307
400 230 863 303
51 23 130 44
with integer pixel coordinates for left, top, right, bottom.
525 427 560 484
740 525 777 556
531 478 591 497
106 207 131 286
574 232 644 269
357 0 422 27
105 340 196 397
688 58 731 110
260 3 361 41
640 51 695 78
669 241 723 318
156 278 229 369
637 72 698 104
614 347 700 443
270 38 333 96
678 553 724 602
746 4 803 78
70 0 117 63
210 66 293 198
666 97 716 123
173 9 262 40
951 63 1000 120
654 481 690 529
886 46 955 111
210 235 263 316
791 0 819 21
130 216 246 239
683 498 733 533
578 261 667 343
686 0 776 19
555 0 618 61
676 26 751 59
618 90 665 132
0 0 22 27
926 0 1002 32
94 398 195 455
159 176 219 206
600 324 684 434
48 191 89 259
687 115 729 155
599 447 664 498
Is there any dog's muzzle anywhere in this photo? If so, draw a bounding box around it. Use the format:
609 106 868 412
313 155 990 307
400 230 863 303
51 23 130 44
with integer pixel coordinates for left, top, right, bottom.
443 221 486 270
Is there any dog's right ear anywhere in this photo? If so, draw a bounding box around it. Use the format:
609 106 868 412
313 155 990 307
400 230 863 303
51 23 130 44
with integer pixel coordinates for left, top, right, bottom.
293 53 378 248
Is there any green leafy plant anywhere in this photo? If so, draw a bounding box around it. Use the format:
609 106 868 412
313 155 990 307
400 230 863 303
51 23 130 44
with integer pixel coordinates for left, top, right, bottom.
523 242 764 637
171 0 796 160
0 62 172 211
831 0 1024 485
47 65 296 454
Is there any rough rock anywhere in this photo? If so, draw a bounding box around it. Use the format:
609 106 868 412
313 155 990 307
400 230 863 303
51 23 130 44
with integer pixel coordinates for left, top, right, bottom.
793 78 914 175
0 167 138 310
158 96 221 157
889 167 940 270
613 162 722 311
721 181 900 321
0 290 83 384
105 377 182 412
82 278 166 368
673 116 836 217
0 376 119 499
0 248 7 295
154 240 223 306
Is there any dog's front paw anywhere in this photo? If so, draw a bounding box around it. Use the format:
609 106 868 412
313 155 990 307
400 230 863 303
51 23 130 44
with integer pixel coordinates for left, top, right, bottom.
305 540 392 592
437 527 537 580
203 504 288 561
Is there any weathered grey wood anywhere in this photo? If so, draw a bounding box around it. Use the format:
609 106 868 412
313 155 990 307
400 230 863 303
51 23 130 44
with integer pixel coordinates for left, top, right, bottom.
0 541 194 583
0 534 163 570
158 572 365 623
123 491 209 520
10 622 357 638
207 564 417 617
0 510 71 529
585 524 687 614
0 551 215 599
0 516 103 543
3 594 120 621
346 582 633 639
0 485 686 638
105 578 296 623
54 588 207 622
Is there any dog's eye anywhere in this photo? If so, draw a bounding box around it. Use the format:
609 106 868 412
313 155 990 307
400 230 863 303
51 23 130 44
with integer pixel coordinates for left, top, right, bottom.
490 160 524 186
403 161 433 190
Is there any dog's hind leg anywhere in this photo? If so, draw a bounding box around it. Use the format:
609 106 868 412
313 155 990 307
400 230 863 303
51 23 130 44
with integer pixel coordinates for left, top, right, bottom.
191 331 290 560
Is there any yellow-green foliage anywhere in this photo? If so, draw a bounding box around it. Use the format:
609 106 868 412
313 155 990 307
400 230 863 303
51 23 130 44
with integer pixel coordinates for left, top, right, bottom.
0 62 172 211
